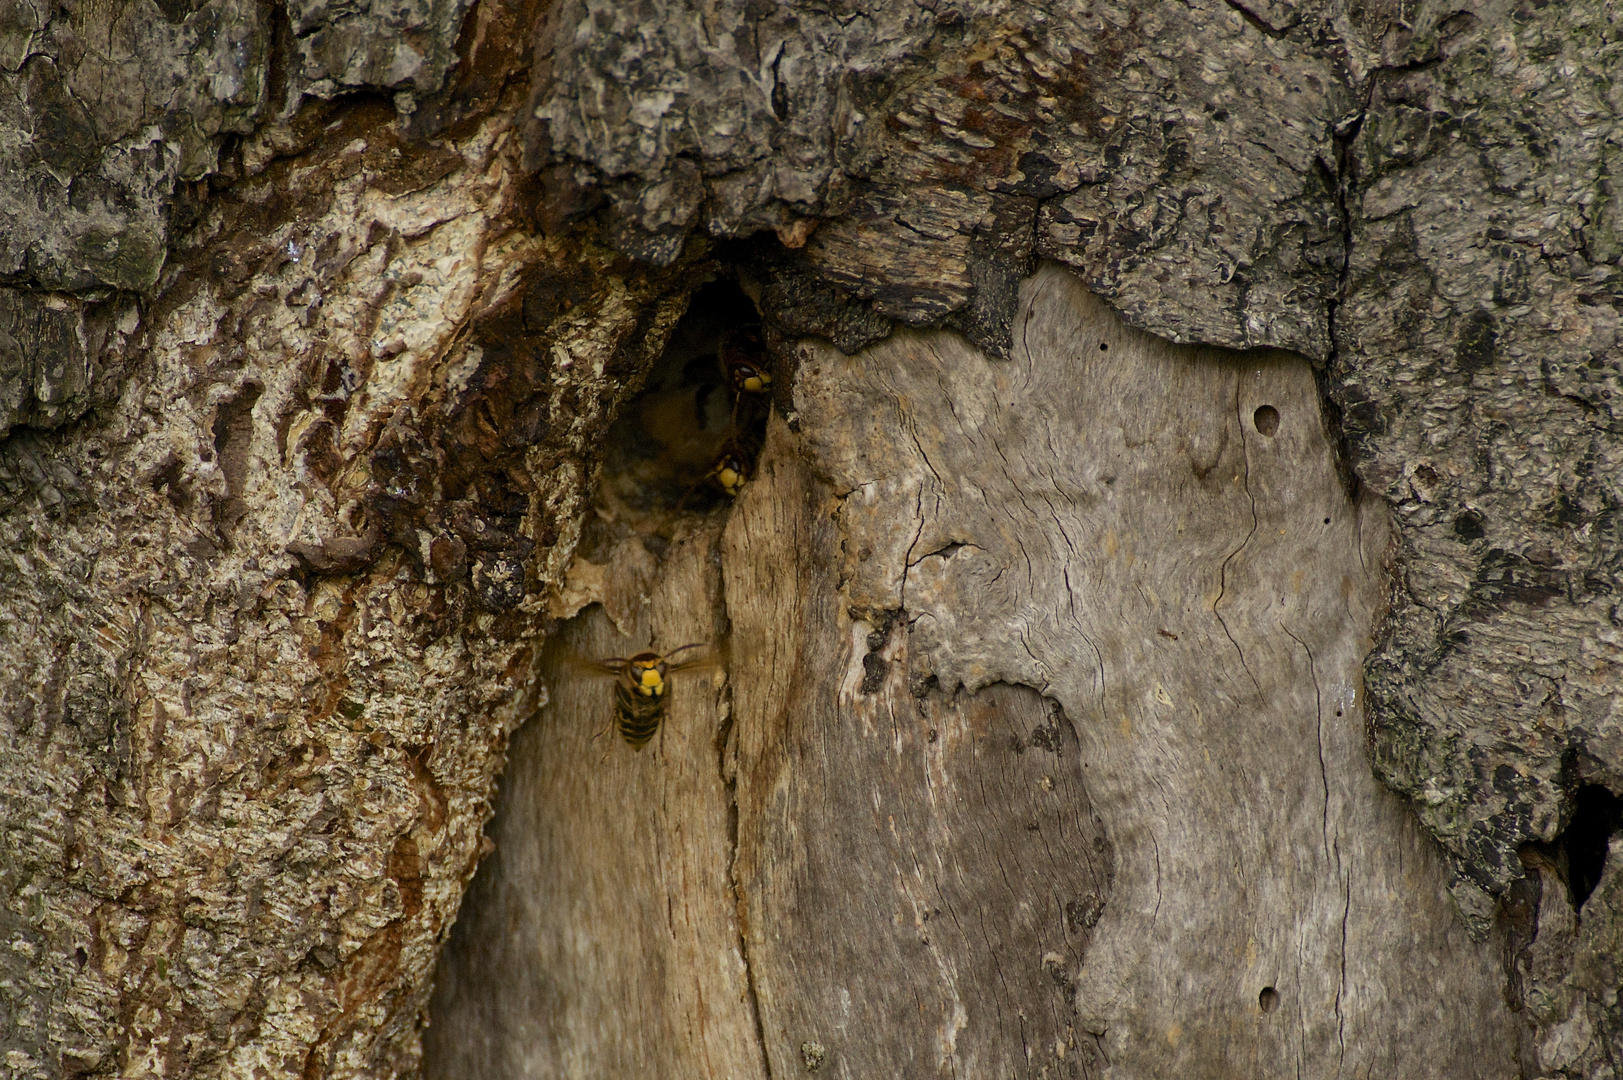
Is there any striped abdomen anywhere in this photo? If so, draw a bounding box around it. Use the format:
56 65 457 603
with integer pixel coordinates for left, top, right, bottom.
613 680 668 749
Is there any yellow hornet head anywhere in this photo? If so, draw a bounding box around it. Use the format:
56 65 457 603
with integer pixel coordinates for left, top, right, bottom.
628 653 667 697
732 362 772 394
712 450 748 497
721 326 771 393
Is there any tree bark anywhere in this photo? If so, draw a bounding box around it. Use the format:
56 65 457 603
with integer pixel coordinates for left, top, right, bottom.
2 0 1620 1077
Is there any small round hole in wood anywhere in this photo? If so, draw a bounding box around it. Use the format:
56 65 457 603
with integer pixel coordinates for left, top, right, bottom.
1099 340 1109 351
1259 986 1280 1013
1253 405 1280 436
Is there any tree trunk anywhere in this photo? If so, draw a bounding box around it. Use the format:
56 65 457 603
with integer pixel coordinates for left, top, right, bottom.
3 0 1619 1077
427 266 1516 1077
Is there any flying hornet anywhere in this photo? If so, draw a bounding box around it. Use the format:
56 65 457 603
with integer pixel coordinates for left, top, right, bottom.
590 642 710 749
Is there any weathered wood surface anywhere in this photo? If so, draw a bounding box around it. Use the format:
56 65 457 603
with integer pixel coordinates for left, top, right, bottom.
431 263 1517 1077
723 422 1115 1077
770 263 1516 1075
424 521 766 1080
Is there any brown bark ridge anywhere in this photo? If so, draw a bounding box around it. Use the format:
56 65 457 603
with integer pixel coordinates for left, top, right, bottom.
0 7 702 1072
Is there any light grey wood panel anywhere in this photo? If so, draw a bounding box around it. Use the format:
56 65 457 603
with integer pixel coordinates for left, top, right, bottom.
724 429 1114 1077
773 263 1517 1078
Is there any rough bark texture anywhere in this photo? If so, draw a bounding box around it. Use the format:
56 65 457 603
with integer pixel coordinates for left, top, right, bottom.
0 0 474 290
3 0 1622 1074
0 10 701 1072
1337 0 1621 907
1329 9 1623 1070
529 0 1353 359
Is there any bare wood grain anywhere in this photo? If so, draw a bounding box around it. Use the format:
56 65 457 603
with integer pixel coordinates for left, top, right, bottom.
724 424 1114 1077
775 263 1518 1077
424 521 765 1080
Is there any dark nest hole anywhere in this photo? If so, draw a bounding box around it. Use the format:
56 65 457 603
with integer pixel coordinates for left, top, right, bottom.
586 272 770 550
1558 784 1623 912
1521 783 1623 920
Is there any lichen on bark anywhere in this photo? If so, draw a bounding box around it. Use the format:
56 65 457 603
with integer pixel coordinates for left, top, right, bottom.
1335 0 1623 900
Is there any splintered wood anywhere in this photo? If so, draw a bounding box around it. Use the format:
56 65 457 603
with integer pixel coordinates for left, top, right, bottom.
428 265 1516 1078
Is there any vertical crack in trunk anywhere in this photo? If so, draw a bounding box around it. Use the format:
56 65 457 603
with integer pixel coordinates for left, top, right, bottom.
1280 622 1331 857
1337 872 1351 1072
1319 107 1366 502
1214 377 1262 694
716 542 775 1080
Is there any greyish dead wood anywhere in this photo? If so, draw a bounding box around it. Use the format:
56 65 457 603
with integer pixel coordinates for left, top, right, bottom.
723 422 1114 1076
424 519 766 1080
770 263 1516 1077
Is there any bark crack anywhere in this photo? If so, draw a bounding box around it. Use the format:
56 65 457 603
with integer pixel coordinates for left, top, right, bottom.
714 539 775 1080
1064 565 1107 707
1149 832 1163 929
1318 107 1364 504
1280 621 1330 857
1219 0 1295 39
1337 870 1350 1073
1322 108 1360 1071
1213 378 1261 694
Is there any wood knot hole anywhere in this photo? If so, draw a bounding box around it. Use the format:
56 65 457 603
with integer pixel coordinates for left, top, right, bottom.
1259 986 1280 1013
1252 405 1280 436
